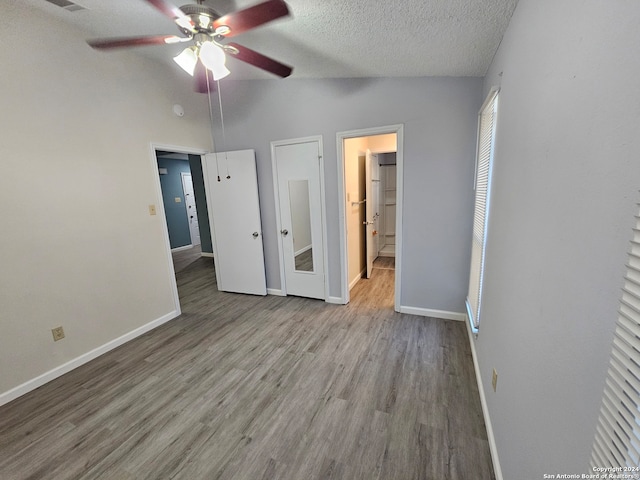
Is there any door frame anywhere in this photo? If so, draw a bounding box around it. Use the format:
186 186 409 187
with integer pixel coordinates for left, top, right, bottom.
336 125 404 311
271 135 329 301
150 142 208 316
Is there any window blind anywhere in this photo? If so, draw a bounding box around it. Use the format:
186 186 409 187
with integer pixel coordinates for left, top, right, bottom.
591 207 640 468
466 89 499 332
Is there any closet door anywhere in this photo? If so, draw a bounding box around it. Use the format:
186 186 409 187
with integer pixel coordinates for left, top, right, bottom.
202 149 267 295
272 137 326 300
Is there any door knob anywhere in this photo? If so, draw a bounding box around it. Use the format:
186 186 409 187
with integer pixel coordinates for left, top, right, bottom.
281 229 289 236
252 232 259 238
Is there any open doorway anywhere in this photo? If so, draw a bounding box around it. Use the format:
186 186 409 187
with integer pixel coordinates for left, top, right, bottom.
149 144 209 317
337 125 404 310
155 149 213 274
344 138 396 285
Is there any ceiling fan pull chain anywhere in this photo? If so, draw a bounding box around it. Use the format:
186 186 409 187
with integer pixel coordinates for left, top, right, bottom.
216 80 231 180
205 71 222 182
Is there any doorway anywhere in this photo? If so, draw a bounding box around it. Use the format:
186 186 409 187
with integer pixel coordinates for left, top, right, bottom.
156 151 204 254
337 125 404 310
151 144 209 315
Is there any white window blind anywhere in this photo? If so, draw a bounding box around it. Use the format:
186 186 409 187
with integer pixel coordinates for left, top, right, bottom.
591 204 640 469
466 89 499 333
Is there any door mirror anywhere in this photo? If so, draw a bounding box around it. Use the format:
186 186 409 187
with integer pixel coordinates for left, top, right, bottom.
288 180 314 272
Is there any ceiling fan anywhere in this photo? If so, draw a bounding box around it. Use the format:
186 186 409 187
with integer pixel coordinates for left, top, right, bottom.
87 0 293 92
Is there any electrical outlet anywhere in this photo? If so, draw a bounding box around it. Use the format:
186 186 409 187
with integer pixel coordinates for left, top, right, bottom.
492 368 498 392
149 204 157 216
52 326 65 342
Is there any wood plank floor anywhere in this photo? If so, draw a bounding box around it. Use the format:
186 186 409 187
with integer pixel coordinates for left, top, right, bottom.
0 258 495 480
172 244 203 273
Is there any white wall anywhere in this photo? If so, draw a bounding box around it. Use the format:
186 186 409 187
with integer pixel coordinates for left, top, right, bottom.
473 1 640 477
0 3 211 398
213 77 482 312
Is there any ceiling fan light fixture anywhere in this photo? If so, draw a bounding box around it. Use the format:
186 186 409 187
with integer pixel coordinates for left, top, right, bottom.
199 41 230 80
173 46 198 76
211 64 231 81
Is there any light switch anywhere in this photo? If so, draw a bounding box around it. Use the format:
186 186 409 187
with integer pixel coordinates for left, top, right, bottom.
149 204 157 216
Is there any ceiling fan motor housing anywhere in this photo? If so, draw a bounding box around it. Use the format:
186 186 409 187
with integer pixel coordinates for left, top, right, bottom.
179 4 223 35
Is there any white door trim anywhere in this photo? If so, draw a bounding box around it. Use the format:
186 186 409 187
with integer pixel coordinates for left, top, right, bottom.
271 135 329 301
336 125 404 311
149 142 208 316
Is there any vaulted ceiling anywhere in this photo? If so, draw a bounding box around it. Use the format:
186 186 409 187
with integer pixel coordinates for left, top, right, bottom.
26 0 519 79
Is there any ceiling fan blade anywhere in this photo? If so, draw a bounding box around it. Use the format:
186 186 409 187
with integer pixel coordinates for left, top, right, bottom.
88 35 188 50
213 0 290 38
226 42 293 77
194 60 217 94
143 0 195 32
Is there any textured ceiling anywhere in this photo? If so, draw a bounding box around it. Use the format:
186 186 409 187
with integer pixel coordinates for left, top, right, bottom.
26 0 519 79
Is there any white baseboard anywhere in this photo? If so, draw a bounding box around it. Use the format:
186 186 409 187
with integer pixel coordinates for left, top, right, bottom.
0 310 180 407
326 296 346 305
201 252 214 258
294 244 312 257
398 306 466 322
267 288 285 296
171 244 193 252
465 319 503 480
349 268 367 291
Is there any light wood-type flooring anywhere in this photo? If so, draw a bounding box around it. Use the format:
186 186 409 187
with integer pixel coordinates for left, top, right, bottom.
0 256 495 479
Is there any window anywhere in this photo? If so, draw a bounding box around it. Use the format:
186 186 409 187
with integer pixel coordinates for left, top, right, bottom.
466 88 499 333
591 202 640 468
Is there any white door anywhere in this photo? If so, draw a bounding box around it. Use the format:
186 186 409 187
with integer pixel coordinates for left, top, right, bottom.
202 150 267 295
181 172 201 246
365 150 380 278
273 138 326 299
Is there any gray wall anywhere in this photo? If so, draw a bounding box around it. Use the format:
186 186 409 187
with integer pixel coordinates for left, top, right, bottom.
475 0 640 477
213 77 482 312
